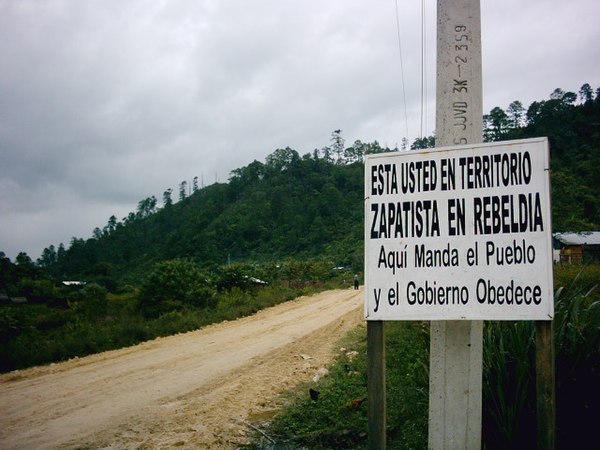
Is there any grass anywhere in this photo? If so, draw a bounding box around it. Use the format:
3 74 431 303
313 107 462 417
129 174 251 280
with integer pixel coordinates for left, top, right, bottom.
245 321 429 449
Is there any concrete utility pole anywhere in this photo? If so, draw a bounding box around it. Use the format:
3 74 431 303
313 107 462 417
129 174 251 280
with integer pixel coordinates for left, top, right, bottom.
429 1 483 449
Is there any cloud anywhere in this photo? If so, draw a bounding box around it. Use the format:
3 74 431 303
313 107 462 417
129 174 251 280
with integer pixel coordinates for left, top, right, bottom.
1 0 599 261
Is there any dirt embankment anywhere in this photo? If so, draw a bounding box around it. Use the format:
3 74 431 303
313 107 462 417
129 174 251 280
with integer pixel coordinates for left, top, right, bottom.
0 288 364 449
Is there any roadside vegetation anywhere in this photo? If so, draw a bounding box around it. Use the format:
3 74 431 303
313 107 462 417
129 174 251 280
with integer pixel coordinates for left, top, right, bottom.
245 263 600 449
244 321 429 449
0 258 353 373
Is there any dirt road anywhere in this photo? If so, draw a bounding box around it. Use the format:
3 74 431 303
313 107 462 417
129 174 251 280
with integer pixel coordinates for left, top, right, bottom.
0 288 363 449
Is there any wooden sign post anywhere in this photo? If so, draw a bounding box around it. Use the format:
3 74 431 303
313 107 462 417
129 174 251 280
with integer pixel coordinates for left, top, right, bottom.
536 321 556 450
367 321 386 450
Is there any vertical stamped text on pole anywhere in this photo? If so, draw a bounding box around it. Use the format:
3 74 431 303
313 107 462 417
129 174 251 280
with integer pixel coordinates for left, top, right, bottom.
452 24 470 145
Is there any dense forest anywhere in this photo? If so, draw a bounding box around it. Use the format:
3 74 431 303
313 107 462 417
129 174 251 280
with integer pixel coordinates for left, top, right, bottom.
2 84 599 292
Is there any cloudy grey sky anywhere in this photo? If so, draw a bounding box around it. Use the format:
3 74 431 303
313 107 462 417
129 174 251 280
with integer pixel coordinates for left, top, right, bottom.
1 0 599 261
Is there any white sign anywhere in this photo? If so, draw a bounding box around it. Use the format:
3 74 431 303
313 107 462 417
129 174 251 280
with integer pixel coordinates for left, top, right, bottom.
364 138 553 321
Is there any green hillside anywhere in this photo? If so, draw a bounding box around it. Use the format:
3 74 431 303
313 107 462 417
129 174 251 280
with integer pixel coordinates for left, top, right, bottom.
12 83 600 287
40 145 374 284
487 85 600 231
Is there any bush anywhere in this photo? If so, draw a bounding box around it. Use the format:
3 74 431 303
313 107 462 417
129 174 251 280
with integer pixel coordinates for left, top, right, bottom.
70 283 108 319
0 307 23 341
215 264 254 292
6 277 56 302
139 259 215 316
33 308 74 331
185 285 217 308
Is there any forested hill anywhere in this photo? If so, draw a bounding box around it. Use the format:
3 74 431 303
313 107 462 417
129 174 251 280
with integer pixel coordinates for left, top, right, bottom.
485 85 600 232
41 141 380 283
32 84 600 284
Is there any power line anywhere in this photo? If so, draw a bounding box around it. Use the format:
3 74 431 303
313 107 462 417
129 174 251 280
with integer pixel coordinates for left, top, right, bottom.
420 0 427 139
394 0 410 141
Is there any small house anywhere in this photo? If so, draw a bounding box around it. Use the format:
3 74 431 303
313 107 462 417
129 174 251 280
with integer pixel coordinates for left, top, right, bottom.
553 232 600 263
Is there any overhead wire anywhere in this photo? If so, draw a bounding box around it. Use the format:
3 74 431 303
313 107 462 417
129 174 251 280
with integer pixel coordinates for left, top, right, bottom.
394 0 410 143
420 0 427 139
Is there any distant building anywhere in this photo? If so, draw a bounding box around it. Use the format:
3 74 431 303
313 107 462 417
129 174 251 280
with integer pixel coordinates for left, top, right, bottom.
61 281 87 287
553 232 600 263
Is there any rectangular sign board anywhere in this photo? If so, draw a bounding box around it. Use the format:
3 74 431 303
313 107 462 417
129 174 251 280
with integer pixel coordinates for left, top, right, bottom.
364 138 553 321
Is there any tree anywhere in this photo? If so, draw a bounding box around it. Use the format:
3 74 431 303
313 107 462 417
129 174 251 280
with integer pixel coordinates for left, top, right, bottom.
350 140 367 161
124 212 136 225
14 252 36 280
507 100 525 129
192 176 199 193
343 141 363 164
137 196 157 218
320 146 333 163
101 215 118 236
139 259 215 316
551 170 596 231
411 135 435 149
15 252 33 267
550 88 576 106
550 88 565 100
364 140 387 154
526 101 542 126
331 129 345 163
562 91 577 106
487 106 509 140
163 188 173 207
230 161 264 184
37 245 57 268
265 147 300 172
0 251 15 289
57 243 66 261
107 215 117 233
93 227 103 239
579 83 594 104
179 181 187 201
483 114 493 142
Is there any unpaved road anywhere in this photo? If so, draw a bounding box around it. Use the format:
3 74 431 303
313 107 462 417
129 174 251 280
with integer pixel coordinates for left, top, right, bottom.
0 288 363 449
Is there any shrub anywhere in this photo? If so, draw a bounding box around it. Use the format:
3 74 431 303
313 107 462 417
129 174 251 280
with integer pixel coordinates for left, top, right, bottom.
33 309 74 331
6 277 56 302
76 283 108 318
215 264 253 292
139 259 215 317
0 307 23 341
185 285 217 308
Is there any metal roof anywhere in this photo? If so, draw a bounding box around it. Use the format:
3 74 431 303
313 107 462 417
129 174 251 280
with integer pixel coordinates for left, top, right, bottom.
553 231 600 246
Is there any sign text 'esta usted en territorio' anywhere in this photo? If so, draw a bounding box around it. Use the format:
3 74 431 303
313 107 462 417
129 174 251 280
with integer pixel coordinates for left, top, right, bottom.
364 138 553 321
